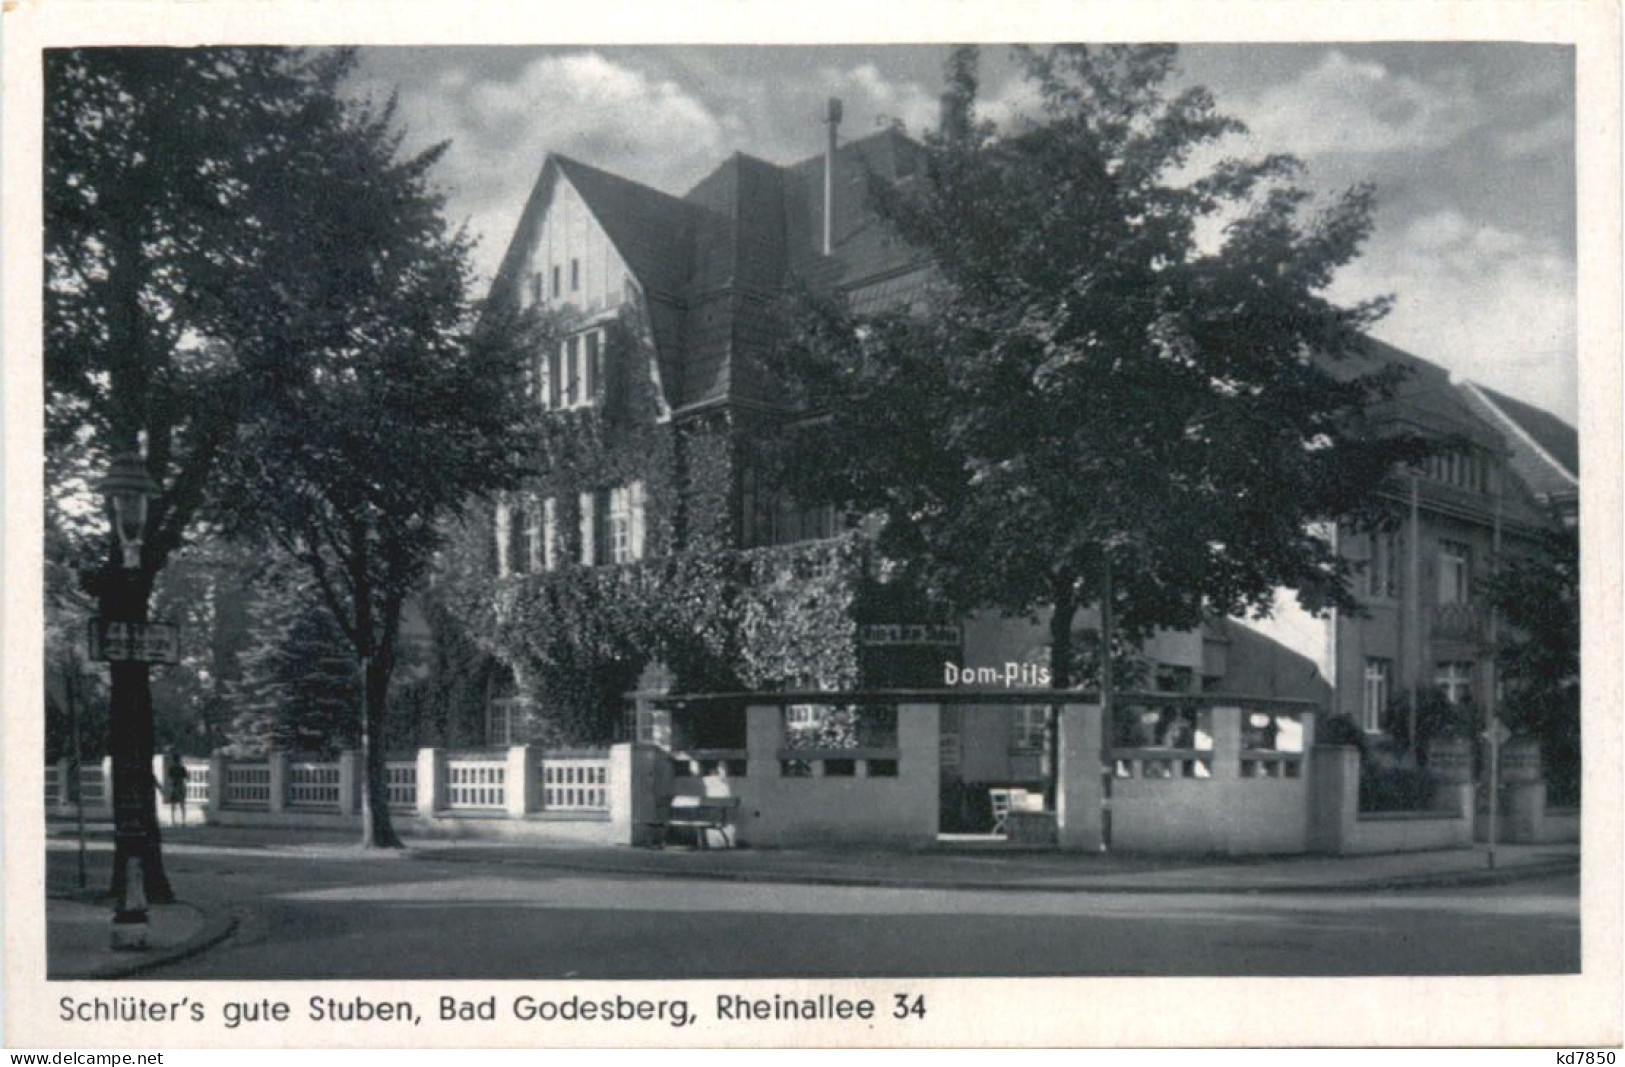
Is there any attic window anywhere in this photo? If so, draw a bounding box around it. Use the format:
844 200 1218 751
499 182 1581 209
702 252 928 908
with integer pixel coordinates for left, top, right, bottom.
551 265 561 298
540 326 607 413
570 258 581 292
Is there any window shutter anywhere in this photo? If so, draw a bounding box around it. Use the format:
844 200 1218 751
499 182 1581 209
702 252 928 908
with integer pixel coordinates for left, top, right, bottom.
587 330 604 404
509 501 526 575
524 494 542 573
494 496 511 578
578 492 595 566
542 497 557 572
629 480 647 560
595 488 612 565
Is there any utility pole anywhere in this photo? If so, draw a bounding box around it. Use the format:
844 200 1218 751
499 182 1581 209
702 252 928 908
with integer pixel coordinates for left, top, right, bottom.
1484 478 1505 870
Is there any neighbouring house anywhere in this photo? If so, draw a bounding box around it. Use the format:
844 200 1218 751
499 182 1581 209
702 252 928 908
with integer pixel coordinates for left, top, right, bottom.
433 113 1577 826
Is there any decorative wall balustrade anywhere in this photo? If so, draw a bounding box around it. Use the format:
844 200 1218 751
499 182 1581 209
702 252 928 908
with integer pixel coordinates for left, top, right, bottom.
286 761 342 808
538 754 610 811
384 761 418 810
444 758 507 811
224 763 272 809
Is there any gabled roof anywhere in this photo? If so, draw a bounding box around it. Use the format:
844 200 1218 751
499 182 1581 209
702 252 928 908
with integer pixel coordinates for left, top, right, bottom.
1456 380 1579 507
492 132 930 414
555 156 708 298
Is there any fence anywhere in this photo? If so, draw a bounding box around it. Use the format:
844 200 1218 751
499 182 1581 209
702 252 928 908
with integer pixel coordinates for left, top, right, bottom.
385 761 417 810
538 754 610 812
444 757 507 811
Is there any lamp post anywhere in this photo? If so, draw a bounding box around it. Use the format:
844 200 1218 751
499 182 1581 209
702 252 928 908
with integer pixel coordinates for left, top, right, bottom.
96 451 162 950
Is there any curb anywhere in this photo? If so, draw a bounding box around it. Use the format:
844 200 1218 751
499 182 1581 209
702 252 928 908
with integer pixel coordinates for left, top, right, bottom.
415 849 1579 896
49 899 238 981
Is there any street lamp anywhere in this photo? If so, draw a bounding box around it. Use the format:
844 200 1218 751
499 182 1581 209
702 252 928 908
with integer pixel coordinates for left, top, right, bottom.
97 450 161 950
99 452 160 570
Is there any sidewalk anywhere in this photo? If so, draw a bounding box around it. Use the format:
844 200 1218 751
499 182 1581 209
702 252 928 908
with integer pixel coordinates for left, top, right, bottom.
46 895 236 980
49 820 1580 894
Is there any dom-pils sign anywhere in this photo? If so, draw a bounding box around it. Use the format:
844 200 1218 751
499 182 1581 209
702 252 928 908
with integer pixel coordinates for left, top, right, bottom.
88 620 180 664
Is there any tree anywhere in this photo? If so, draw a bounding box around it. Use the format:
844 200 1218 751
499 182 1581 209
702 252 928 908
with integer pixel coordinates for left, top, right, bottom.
1485 523 1580 802
46 47 358 900
227 566 361 755
772 45 1428 801
215 93 534 847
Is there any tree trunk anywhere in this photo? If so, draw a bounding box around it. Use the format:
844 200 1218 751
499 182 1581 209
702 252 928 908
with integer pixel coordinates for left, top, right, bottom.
98 568 176 904
358 652 403 849
1043 577 1078 811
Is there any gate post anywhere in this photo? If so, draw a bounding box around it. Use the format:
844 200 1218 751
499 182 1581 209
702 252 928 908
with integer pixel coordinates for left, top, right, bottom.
609 743 663 846
1056 702 1105 851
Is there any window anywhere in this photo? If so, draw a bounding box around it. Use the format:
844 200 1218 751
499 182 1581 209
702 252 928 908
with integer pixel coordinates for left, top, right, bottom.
609 486 632 564
1011 706 1046 753
522 495 548 573
530 345 551 406
528 272 543 307
494 496 512 578
542 328 605 412
1425 449 1485 492
541 497 557 572
564 335 581 407
1153 665 1194 693
1436 661 1474 705
570 257 580 291
1366 532 1400 600
488 697 528 747
741 464 838 547
1242 710 1303 752
1362 658 1391 732
1438 540 1471 605
551 265 561 297
586 330 603 401
581 481 645 566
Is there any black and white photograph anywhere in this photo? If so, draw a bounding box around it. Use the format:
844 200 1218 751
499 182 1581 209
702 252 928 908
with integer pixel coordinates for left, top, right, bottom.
5 0 1620 1050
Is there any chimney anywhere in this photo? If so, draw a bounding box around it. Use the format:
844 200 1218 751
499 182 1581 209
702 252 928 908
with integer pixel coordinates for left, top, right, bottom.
823 97 842 255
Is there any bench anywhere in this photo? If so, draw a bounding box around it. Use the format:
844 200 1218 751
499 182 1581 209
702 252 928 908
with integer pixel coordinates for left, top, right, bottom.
647 795 741 850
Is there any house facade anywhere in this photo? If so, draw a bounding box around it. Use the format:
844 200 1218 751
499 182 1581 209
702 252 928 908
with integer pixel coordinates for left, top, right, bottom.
439 118 1576 814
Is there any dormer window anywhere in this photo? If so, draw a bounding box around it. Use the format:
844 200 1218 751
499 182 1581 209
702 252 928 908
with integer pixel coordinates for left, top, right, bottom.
1423 448 1487 492
539 326 608 412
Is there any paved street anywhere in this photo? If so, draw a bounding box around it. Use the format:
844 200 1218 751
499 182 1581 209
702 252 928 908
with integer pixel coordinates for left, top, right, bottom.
49 844 1579 979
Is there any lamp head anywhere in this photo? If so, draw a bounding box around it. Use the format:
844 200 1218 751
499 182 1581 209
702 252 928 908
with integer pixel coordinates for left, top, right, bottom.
98 452 160 569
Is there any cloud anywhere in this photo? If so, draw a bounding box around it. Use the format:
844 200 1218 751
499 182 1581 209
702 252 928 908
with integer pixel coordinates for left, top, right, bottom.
1332 208 1577 422
819 63 938 133
1237 50 1484 157
1497 113 1572 159
365 51 734 281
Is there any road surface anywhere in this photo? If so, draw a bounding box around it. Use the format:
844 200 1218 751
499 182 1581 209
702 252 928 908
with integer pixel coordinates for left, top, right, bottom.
48 844 1579 979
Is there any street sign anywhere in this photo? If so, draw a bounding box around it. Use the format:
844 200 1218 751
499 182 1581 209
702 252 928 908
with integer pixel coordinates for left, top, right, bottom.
1483 718 1512 747
88 620 180 664
858 623 962 647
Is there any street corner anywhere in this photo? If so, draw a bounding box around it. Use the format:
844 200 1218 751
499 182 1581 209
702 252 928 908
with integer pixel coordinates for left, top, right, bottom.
48 896 237 981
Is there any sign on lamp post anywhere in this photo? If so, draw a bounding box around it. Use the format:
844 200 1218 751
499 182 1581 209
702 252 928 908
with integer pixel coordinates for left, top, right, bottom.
88 620 180 665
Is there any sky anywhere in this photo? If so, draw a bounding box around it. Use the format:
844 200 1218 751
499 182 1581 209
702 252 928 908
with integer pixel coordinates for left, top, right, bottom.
355 43 1578 424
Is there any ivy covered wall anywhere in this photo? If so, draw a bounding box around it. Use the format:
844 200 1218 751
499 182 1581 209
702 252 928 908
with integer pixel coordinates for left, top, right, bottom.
434 299 868 746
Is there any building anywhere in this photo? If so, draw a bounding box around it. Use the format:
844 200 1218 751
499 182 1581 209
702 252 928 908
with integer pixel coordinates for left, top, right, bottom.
445 116 1576 822
1243 345 1575 739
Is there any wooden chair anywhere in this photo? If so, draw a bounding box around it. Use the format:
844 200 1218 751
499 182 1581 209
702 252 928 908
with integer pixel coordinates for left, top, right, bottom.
989 788 1014 836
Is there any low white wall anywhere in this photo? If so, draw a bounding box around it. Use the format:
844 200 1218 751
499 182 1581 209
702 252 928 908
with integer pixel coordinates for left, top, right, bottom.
663 703 939 848
1108 706 1312 855
205 807 613 844
1347 811 1472 854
